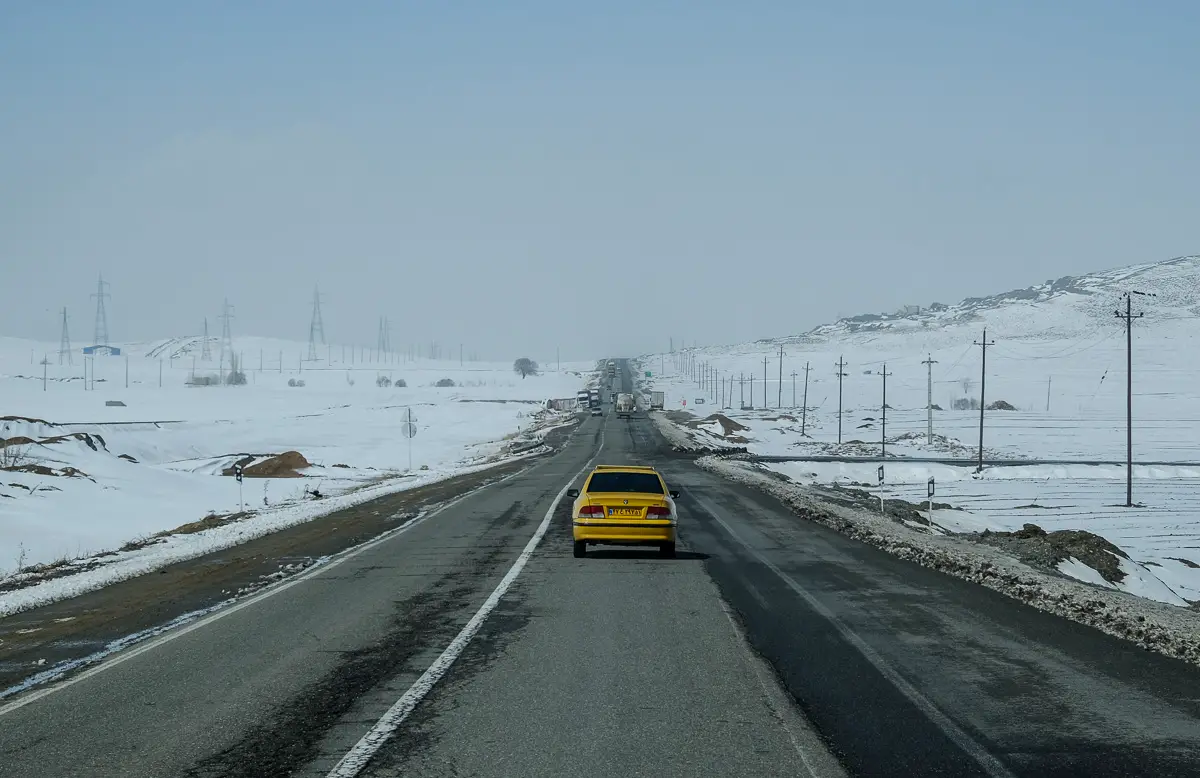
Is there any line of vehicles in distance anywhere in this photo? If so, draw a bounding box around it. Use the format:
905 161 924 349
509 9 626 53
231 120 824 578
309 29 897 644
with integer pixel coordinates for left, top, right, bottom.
576 360 664 419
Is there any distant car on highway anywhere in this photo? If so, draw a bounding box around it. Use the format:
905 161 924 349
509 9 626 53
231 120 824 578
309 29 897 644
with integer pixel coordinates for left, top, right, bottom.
590 406 603 416
567 465 680 558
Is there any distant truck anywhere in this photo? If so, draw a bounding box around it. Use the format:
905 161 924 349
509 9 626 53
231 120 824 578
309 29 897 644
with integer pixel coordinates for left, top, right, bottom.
616 393 635 418
588 388 601 408
607 361 616 378
649 391 665 411
575 390 590 409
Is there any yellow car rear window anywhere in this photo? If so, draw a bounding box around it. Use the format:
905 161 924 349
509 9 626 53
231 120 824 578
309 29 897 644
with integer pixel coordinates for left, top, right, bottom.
586 472 664 494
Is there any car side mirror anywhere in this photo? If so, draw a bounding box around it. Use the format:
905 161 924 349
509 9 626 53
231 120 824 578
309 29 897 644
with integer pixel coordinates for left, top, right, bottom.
567 489 580 499
669 490 680 498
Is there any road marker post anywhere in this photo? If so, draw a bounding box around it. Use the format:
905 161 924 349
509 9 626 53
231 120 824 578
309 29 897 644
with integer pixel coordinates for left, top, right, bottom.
877 465 885 516
233 463 244 512
927 477 936 532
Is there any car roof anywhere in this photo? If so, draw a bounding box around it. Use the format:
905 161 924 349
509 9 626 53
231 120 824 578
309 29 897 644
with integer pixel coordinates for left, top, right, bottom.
591 465 659 473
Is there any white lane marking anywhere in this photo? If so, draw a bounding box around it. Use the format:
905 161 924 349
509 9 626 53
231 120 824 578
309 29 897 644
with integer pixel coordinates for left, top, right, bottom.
696 495 1017 778
0 461 538 717
326 431 605 777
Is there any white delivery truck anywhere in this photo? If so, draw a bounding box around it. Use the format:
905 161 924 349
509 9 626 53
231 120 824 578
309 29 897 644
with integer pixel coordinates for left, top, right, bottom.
649 391 665 410
616 392 635 418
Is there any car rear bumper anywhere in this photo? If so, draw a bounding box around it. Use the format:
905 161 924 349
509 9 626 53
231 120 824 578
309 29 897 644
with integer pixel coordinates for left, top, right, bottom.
573 521 675 544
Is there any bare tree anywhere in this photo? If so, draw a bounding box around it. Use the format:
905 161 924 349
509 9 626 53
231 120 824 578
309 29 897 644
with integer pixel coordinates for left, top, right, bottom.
513 357 539 379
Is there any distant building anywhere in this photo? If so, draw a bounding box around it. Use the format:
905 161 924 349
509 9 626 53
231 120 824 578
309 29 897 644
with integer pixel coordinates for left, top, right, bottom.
82 345 121 356
895 304 921 316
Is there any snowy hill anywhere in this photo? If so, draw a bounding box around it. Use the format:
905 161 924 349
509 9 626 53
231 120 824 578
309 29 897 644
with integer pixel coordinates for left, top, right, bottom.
793 254 1200 344
642 253 1200 607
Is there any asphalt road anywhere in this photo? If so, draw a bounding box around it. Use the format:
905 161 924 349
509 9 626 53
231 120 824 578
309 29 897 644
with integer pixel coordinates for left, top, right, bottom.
3 359 1200 776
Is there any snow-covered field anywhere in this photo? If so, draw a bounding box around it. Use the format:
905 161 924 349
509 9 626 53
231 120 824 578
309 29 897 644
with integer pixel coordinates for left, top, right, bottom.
642 255 1200 605
0 334 588 591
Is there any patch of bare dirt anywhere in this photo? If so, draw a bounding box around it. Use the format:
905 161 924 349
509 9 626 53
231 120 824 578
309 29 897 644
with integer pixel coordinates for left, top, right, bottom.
971 523 1128 584
2 462 91 479
0 415 54 426
222 451 312 478
686 413 748 436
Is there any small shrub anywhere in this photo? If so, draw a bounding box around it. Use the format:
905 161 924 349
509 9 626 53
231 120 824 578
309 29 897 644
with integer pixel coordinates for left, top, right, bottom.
952 397 980 411
376 375 392 387
435 378 455 387
394 378 407 388
288 378 307 388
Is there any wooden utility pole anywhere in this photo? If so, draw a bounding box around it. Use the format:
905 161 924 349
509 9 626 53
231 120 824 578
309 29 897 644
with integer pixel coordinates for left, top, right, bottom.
881 363 893 458
777 344 784 409
1116 291 1150 507
921 354 938 445
762 356 769 408
835 356 848 444
801 362 811 437
973 330 995 472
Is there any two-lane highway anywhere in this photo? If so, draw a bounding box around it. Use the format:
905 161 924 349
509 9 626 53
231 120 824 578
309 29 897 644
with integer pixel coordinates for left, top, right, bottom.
3 359 1200 777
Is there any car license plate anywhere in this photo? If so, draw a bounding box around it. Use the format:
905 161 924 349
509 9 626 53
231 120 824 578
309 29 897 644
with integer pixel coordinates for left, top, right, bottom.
610 508 641 517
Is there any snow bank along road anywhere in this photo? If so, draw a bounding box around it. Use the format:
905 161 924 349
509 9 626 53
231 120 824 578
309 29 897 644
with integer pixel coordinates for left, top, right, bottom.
2 362 1200 776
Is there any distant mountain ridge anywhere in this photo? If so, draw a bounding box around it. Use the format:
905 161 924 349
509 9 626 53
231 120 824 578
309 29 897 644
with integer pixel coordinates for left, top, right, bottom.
781 254 1200 344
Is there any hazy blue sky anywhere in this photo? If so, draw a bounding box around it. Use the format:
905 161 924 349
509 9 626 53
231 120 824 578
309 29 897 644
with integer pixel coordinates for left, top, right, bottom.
3 1 1198 361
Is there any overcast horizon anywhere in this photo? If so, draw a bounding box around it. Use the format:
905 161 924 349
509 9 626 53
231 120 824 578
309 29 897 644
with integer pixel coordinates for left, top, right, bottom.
3 3 1198 361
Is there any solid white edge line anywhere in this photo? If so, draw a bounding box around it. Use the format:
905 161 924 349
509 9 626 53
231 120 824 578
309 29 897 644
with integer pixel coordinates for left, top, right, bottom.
0 461 534 718
325 431 605 778
696 495 1017 778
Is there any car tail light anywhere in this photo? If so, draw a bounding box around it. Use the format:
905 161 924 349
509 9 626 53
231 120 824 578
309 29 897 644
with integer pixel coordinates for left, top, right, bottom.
646 506 672 518
578 505 605 518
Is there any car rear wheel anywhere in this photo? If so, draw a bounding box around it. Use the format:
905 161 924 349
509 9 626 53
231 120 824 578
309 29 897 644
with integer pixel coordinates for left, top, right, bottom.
658 542 676 559
573 541 587 558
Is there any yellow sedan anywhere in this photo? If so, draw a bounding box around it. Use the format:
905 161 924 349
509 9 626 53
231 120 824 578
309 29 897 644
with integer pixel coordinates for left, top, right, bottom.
567 465 680 558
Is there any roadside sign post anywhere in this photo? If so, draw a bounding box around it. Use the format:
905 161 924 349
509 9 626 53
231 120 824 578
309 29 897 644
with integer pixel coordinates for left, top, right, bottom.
926 477 936 531
401 407 418 471
233 463 244 512
877 465 885 516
